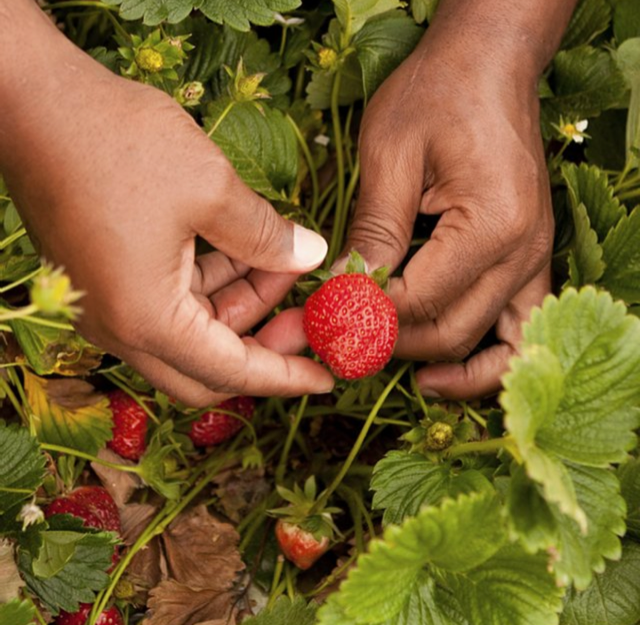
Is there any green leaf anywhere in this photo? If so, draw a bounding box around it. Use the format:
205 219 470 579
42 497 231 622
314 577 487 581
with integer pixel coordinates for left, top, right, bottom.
561 163 625 242
560 541 640 625
567 202 605 286
561 0 611 49
0 600 36 625
616 38 640 167
352 12 422 99
507 465 558 553
0 422 46 515
370 451 493 525
333 0 402 38
18 530 115 615
24 371 113 457
336 492 505 624
614 0 640 44
105 0 301 31
518 287 640 467
319 573 468 625
9 319 102 377
31 531 86 579
442 544 564 625
306 54 365 109
601 205 640 304
551 464 625 590
243 596 317 624
545 45 628 119
204 100 298 200
618 457 640 539
410 0 439 24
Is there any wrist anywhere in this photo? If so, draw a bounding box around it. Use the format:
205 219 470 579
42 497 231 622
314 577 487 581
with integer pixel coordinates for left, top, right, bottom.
414 0 579 92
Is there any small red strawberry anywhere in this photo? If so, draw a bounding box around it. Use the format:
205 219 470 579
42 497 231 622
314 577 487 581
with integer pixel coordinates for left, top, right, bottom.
189 396 255 447
303 254 398 380
275 519 330 570
55 603 123 625
107 390 149 460
45 486 121 568
66 486 121 534
269 477 340 570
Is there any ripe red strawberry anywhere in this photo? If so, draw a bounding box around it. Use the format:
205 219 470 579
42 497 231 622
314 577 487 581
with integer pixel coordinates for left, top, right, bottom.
55 603 123 625
275 519 330 570
66 486 122 534
189 396 255 447
107 390 149 460
45 486 122 568
303 272 398 379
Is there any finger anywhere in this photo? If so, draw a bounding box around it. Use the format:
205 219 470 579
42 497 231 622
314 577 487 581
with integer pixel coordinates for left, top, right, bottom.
121 349 230 408
414 266 550 400
195 165 328 274
192 252 250 295
388 206 505 323
394 259 528 361
254 308 308 355
337 127 423 271
142 294 334 396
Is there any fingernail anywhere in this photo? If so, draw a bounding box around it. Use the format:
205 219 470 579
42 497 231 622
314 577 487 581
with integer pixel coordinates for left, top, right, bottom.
293 224 328 269
421 387 442 399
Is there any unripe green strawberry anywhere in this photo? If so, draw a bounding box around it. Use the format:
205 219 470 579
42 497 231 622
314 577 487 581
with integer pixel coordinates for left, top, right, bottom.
303 273 398 380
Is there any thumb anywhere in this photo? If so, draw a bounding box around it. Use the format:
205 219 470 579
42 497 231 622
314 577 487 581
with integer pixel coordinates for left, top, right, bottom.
337 135 423 272
197 165 328 273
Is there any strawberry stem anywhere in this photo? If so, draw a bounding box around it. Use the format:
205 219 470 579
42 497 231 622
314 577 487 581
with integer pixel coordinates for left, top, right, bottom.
311 362 411 515
39 443 143 475
327 70 346 266
286 114 321 221
446 435 517 459
275 394 309 484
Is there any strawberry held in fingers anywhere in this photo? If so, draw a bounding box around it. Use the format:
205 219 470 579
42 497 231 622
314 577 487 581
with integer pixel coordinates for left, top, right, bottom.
303 252 398 380
107 389 149 460
55 603 123 625
189 396 255 447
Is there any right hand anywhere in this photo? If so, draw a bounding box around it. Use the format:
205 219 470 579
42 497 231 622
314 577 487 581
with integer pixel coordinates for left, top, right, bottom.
0 18 334 406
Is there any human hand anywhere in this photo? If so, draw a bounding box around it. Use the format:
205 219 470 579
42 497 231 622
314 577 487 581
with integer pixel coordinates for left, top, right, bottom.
340 6 569 399
0 3 334 405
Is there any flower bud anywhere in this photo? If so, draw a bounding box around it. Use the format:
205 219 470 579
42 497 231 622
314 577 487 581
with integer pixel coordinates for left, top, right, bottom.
318 47 338 70
136 48 164 73
174 81 205 107
425 422 454 451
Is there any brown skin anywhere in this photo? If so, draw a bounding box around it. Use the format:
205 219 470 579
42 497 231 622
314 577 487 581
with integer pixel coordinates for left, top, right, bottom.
0 1 334 406
341 0 579 399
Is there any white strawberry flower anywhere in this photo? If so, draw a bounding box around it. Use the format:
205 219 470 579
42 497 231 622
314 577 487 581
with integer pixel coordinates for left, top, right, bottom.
19 500 45 530
559 119 589 143
273 12 305 27
314 134 330 147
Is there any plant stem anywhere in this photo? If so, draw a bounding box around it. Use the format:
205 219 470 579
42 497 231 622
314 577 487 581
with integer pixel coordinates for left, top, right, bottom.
0 228 26 250
207 101 235 137
327 70 346 265
410 366 431 419
276 395 309 483
0 266 42 293
39 443 142 474
312 363 410 513
0 376 26 425
286 114 320 220
447 435 515 459
462 402 487 429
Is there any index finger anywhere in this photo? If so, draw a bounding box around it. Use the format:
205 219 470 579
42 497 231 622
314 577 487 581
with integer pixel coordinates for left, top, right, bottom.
142 294 334 397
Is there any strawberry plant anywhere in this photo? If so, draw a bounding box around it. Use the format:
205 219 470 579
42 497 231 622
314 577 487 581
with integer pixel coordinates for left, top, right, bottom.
1 1 640 624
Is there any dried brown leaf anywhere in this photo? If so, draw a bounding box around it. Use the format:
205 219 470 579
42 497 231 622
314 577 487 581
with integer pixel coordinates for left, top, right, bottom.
121 503 159 545
162 505 244 589
213 468 270 524
92 448 142 508
0 540 24 602
144 581 237 625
